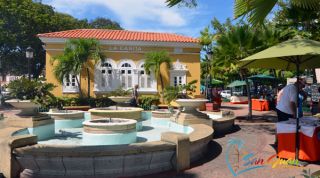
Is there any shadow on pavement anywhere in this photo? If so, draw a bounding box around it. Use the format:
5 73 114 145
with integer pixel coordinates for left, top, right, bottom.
221 106 243 110
236 115 277 123
190 140 222 168
214 125 241 139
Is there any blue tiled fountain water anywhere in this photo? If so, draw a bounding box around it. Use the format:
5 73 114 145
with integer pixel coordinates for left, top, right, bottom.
34 111 193 145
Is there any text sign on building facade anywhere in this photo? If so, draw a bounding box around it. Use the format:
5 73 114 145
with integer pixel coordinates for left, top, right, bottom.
108 46 142 52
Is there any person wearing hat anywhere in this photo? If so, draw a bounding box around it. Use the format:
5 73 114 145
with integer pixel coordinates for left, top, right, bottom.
276 79 306 121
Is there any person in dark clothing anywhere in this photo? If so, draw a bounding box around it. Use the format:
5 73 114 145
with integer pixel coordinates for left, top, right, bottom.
130 84 139 107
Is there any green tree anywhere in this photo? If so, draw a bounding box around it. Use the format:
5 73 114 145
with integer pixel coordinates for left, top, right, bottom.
144 51 172 101
165 0 320 26
53 39 104 98
200 19 290 83
89 17 123 30
0 0 122 78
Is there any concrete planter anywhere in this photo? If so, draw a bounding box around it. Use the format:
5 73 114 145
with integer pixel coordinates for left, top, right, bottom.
176 99 208 112
175 99 212 126
151 109 174 118
203 110 236 135
6 99 40 116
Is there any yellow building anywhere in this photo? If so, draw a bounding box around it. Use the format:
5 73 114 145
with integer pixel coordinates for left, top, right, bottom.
38 29 201 98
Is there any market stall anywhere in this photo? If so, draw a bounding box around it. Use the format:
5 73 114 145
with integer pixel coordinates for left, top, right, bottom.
277 117 320 161
251 99 270 111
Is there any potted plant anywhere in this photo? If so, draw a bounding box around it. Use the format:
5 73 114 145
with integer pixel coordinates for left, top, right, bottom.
164 86 180 113
164 80 199 112
139 96 159 110
5 77 55 115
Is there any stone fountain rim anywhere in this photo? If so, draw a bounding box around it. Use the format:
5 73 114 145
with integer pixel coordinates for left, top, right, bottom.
83 118 137 127
176 99 209 102
89 107 143 113
108 96 132 98
46 109 85 115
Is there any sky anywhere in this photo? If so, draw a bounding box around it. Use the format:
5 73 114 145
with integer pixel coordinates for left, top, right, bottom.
42 0 234 38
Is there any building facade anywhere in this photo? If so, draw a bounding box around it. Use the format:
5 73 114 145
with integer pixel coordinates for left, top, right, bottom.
38 29 201 97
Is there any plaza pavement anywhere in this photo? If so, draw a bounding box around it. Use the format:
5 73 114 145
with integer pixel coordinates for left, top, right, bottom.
141 102 320 178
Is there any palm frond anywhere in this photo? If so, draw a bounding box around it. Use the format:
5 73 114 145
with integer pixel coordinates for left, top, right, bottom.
291 0 320 10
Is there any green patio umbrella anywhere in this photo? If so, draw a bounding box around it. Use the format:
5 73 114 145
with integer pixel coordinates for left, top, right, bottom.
227 80 252 88
248 74 275 80
201 79 223 86
239 37 320 162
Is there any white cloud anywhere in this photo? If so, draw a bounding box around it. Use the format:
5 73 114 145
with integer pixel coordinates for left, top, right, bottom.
44 0 187 27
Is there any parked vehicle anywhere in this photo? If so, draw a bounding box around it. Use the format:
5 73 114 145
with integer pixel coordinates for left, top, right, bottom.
221 90 231 99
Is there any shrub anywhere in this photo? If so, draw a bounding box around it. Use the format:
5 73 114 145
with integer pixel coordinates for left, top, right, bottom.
107 87 132 97
44 96 116 109
6 77 55 105
139 96 159 110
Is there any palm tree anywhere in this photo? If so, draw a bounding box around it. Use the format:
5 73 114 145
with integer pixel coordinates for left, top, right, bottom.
166 0 320 26
53 39 104 98
144 51 172 102
234 0 320 26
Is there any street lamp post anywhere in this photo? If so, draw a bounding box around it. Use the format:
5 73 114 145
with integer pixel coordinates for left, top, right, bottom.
26 47 34 80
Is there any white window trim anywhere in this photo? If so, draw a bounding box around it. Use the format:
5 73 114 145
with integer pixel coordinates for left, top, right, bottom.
62 74 80 93
94 59 118 92
170 59 188 87
93 59 158 93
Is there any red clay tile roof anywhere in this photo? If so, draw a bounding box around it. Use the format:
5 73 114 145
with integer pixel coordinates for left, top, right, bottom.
37 29 199 43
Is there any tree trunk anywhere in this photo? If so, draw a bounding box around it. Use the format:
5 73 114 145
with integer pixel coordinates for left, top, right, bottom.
159 74 165 103
87 67 90 98
75 75 83 97
245 77 252 120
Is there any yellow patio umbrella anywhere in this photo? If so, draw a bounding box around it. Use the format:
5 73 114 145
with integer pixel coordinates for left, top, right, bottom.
239 37 320 162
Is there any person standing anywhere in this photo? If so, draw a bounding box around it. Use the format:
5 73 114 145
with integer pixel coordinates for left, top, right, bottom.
276 80 305 121
130 84 139 107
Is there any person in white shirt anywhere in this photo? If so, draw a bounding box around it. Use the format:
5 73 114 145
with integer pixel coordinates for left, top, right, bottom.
276 79 305 121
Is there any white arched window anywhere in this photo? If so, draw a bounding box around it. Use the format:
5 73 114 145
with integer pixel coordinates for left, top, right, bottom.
170 59 187 86
138 64 152 89
94 59 117 92
62 74 79 93
120 62 133 89
101 62 113 88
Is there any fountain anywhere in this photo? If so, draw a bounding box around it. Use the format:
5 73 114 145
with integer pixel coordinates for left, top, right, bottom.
82 118 137 145
89 96 144 130
46 109 85 130
175 99 212 126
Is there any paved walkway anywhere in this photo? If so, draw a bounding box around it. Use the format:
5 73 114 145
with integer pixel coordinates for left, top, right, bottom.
143 102 320 178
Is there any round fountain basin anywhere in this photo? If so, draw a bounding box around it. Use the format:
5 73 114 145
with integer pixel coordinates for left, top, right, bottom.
47 110 85 130
108 96 132 103
89 106 143 130
83 118 137 145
